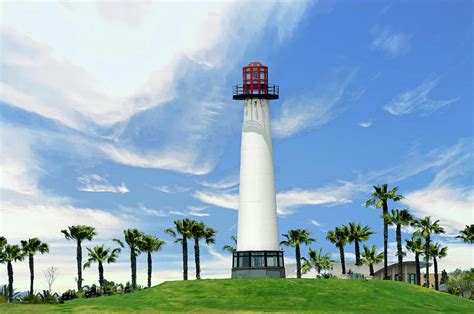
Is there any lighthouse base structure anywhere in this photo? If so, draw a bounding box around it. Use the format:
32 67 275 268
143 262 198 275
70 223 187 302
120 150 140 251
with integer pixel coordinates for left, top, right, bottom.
231 250 285 278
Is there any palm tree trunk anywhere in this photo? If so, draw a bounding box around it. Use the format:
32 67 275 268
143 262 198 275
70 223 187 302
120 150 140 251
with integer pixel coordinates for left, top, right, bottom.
98 261 104 288
182 237 188 280
425 236 430 288
396 224 403 282
355 240 361 266
382 201 388 280
77 240 82 291
7 261 13 303
433 256 439 291
29 254 34 295
131 247 137 289
194 238 201 280
147 251 152 288
296 244 301 279
415 252 421 286
339 245 346 275
369 264 374 276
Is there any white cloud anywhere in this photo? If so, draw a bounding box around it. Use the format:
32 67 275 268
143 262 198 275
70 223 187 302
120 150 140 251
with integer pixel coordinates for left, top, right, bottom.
272 68 357 139
311 220 322 227
371 26 410 57
121 203 169 218
358 120 373 128
193 190 239 210
0 125 42 195
384 78 459 116
77 174 129 194
152 185 191 194
402 186 473 234
198 175 239 190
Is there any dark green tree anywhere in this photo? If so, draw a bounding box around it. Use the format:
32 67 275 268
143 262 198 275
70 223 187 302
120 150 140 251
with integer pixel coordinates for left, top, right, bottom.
385 209 413 281
21 238 49 295
406 235 424 286
280 229 315 278
0 244 25 302
413 217 445 288
115 229 144 290
326 226 349 275
139 235 165 287
83 244 121 288
361 245 384 276
456 224 473 244
429 242 448 291
165 219 194 280
366 184 404 279
347 223 373 266
61 225 96 290
301 248 334 277
190 222 216 279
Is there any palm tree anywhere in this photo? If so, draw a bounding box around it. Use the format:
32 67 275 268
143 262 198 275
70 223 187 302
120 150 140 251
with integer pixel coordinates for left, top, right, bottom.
361 245 384 276
83 244 121 288
20 238 49 295
0 244 24 303
385 209 413 281
366 184 404 279
114 229 144 289
301 248 334 277
347 223 374 265
280 229 315 278
139 235 165 287
456 225 473 244
222 235 237 253
165 219 194 280
428 242 448 291
405 235 424 286
190 222 216 279
326 226 349 275
413 216 445 288
61 225 96 291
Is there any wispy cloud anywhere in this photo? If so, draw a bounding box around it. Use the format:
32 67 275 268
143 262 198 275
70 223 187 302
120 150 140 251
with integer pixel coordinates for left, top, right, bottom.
371 26 410 57
358 120 373 128
272 68 358 139
152 185 191 194
311 220 322 227
384 78 459 116
193 190 239 210
121 203 169 217
77 174 129 194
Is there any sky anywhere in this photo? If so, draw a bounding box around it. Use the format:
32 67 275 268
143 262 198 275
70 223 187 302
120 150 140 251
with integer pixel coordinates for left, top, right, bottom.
0 0 473 292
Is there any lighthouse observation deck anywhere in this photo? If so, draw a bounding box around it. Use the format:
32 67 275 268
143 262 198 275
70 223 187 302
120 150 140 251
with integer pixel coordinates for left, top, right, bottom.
232 61 279 100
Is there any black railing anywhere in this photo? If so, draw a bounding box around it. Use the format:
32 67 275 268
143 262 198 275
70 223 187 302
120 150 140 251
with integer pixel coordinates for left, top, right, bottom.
232 84 279 100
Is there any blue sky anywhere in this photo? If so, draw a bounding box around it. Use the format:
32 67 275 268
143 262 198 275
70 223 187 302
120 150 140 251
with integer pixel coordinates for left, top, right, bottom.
1 1 472 291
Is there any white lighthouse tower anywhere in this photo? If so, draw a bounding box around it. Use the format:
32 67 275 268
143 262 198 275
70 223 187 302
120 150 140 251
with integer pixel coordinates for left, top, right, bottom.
232 62 285 278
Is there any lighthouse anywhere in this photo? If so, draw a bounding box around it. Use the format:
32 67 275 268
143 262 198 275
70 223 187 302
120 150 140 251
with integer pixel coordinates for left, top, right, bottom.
231 62 285 278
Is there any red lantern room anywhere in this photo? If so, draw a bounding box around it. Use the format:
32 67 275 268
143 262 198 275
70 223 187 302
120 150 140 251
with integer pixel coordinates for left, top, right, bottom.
233 61 279 100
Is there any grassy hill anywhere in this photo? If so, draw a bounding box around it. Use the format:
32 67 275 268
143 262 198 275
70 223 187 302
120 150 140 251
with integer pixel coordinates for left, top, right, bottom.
1 278 472 313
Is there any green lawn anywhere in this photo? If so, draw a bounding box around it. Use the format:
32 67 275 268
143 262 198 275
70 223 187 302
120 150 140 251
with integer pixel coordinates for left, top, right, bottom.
1 278 472 313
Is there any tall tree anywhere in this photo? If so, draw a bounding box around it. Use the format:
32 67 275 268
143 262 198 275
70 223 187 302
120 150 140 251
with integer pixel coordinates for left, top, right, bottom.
301 248 334 277
190 222 216 279
385 209 413 281
20 238 49 295
61 225 96 291
280 229 315 279
165 219 194 280
0 244 25 303
114 229 144 290
366 184 404 279
326 226 349 275
83 244 121 288
428 242 448 291
360 245 384 276
138 235 165 287
405 236 424 286
456 224 473 244
347 223 374 266
222 235 237 253
413 217 445 288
